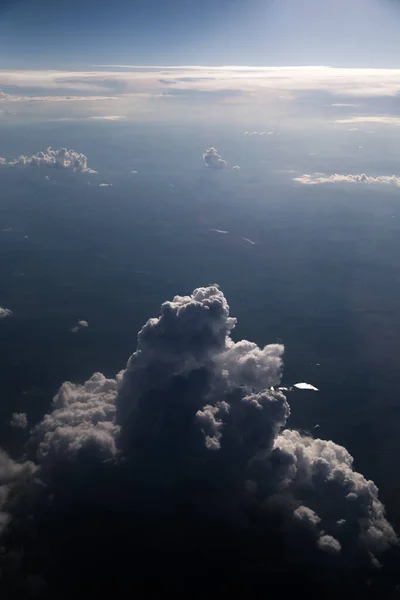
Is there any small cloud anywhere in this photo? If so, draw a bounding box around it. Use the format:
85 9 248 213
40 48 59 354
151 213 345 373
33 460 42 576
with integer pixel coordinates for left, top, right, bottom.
293 382 319 391
0 306 12 319
294 173 400 187
232 165 240 171
99 183 112 187
70 320 88 333
210 229 228 234
131 170 138 175
330 103 359 108
318 535 341 555
89 116 127 121
203 147 227 170
242 237 256 245
10 412 28 430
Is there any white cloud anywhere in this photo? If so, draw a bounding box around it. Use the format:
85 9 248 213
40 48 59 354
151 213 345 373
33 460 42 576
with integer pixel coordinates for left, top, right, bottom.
0 147 97 174
293 382 319 391
203 147 227 170
0 307 12 319
89 115 127 121
294 173 400 186
336 116 400 125
2 66 400 100
330 103 359 108
0 95 118 103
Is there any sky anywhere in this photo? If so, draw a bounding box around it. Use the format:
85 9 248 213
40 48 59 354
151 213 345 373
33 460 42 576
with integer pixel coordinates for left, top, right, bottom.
1 0 400 68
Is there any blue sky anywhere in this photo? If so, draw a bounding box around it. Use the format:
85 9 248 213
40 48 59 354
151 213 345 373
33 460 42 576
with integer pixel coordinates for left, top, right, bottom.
1 0 400 68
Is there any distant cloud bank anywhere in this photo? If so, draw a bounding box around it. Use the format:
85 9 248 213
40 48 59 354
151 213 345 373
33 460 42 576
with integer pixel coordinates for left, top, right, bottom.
294 173 400 187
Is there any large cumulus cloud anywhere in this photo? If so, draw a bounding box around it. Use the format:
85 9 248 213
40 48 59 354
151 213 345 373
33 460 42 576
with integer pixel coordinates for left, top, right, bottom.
0 286 396 598
0 147 97 173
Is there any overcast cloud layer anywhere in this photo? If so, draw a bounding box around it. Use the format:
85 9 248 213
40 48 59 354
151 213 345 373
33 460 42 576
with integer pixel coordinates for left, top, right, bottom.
0 285 396 598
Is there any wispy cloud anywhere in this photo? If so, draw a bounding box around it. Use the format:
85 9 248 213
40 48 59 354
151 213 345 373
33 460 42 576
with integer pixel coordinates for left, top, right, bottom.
336 116 400 125
88 115 126 120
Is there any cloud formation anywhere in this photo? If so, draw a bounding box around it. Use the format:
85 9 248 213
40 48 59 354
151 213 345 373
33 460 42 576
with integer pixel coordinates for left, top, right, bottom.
294 173 400 187
0 147 97 173
0 306 12 319
9 413 28 430
336 116 400 125
203 147 227 169
0 286 396 597
2 66 400 99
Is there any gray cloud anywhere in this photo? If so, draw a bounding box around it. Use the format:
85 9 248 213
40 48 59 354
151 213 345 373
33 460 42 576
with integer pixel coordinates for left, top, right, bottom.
203 147 227 169
9 413 28 430
0 307 12 319
0 147 97 174
0 285 396 597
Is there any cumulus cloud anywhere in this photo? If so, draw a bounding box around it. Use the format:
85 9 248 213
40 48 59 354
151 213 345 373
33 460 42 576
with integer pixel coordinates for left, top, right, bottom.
294 173 400 187
0 147 97 174
9 413 28 430
0 286 396 597
203 147 227 169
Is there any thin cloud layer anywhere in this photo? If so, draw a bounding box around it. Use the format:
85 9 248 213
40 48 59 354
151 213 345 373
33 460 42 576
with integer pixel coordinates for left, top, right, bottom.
0 147 97 173
203 147 227 169
336 116 400 125
0 286 396 597
294 173 400 186
2 66 400 98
